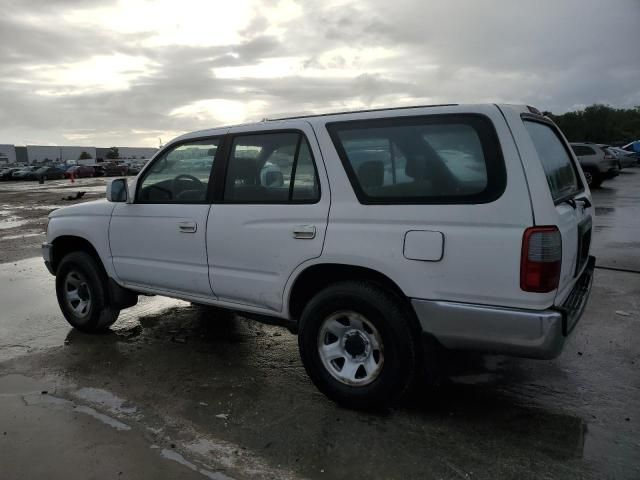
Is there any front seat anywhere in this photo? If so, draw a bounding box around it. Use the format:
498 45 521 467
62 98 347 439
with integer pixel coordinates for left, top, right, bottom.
357 160 384 192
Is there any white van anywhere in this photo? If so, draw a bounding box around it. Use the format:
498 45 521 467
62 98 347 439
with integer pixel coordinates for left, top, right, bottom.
43 104 595 408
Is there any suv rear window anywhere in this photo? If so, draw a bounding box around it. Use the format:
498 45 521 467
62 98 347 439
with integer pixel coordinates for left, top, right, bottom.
327 115 505 204
524 121 580 202
571 145 595 156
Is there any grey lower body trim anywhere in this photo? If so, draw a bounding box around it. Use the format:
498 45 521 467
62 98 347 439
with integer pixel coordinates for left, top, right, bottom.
412 300 565 359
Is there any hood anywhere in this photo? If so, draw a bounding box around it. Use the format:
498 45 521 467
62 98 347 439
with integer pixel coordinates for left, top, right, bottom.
49 199 115 218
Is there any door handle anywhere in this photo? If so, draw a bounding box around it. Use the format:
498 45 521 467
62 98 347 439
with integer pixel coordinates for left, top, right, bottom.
293 225 316 239
178 221 197 233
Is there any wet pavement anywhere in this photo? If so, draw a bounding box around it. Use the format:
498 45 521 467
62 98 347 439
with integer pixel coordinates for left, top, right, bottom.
0 172 639 479
590 170 640 272
0 177 109 263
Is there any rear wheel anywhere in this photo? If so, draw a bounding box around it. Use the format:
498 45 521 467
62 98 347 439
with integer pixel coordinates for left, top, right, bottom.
298 281 421 409
583 168 602 188
55 251 120 333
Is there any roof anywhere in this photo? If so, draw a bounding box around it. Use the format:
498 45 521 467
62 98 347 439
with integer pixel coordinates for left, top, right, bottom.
171 103 539 145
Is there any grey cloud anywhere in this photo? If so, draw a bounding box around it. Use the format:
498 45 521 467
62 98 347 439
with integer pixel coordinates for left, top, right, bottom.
0 0 638 146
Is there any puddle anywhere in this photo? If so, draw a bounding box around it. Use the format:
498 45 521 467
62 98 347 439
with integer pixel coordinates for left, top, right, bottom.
74 387 138 415
0 217 29 230
0 257 187 362
9 205 65 211
595 207 615 215
0 231 45 241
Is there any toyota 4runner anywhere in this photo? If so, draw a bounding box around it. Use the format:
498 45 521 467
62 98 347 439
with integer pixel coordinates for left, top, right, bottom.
43 104 595 409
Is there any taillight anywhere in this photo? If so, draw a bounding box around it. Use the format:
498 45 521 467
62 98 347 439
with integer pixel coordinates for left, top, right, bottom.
521 226 562 293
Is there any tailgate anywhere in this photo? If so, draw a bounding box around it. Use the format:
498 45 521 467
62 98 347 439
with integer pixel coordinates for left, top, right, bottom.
519 115 594 304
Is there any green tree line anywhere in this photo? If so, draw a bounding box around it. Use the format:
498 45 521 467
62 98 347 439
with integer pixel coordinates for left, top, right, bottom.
544 104 640 145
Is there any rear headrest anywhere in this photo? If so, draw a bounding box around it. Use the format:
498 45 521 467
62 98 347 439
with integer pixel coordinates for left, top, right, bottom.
357 161 384 189
405 154 427 179
228 157 258 184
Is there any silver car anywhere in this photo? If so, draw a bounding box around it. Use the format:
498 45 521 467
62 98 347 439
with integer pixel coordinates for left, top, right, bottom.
570 142 620 187
607 146 637 168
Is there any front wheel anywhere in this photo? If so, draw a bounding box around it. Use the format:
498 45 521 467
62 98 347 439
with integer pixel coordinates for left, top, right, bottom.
298 281 421 409
55 251 120 333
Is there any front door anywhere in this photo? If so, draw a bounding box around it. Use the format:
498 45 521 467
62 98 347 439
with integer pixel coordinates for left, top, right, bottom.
206 122 330 311
109 135 223 297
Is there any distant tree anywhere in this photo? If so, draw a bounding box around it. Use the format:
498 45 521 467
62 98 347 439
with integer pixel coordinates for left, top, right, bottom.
547 104 640 145
78 151 92 160
106 147 119 159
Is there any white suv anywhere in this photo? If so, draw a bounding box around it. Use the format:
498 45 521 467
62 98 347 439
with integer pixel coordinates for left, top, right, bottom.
43 104 595 408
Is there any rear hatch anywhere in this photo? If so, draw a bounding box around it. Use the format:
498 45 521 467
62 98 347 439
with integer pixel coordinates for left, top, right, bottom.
521 116 593 305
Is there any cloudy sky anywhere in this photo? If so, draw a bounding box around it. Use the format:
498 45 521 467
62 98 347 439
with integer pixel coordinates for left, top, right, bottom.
1 0 639 147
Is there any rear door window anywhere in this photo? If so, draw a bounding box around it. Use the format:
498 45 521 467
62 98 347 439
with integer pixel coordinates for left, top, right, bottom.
327 115 505 204
223 132 320 203
524 121 580 202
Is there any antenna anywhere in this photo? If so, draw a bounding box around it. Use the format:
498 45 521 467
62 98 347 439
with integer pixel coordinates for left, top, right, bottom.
159 137 163 149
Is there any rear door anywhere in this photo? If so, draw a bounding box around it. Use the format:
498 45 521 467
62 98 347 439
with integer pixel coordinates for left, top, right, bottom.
206 121 330 312
521 118 593 303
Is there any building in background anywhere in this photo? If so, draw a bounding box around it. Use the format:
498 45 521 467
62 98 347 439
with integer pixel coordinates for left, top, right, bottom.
0 144 16 164
15 146 27 164
0 143 158 165
96 146 158 162
26 145 97 163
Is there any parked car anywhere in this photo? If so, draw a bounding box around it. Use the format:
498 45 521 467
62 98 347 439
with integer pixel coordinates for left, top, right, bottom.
92 165 106 177
0 167 22 180
103 163 128 176
570 142 619 187
43 104 595 409
11 166 39 180
34 166 66 180
126 164 141 175
607 146 637 168
64 165 95 178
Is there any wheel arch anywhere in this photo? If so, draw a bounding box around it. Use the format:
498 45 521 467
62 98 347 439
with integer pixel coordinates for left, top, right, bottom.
51 235 105 275
287 262 413 321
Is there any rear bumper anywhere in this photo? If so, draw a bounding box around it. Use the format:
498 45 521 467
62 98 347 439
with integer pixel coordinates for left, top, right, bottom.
412 256 595 359
602 168 619 179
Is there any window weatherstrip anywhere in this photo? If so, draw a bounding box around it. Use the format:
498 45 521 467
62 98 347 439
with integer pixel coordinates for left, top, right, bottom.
288 134 302 202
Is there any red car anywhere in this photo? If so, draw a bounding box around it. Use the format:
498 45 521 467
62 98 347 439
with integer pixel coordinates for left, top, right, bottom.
64 165 95 178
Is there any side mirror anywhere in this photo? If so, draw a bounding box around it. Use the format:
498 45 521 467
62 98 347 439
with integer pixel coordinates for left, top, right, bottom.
107 178 128 202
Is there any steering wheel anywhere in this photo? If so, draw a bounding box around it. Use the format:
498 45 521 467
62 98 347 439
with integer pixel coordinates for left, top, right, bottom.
173 174 203 185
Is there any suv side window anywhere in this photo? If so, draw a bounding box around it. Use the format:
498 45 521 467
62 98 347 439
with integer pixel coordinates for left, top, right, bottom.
223 132 320 203
137 139 219 203
524 121 580 202
327 115 505 204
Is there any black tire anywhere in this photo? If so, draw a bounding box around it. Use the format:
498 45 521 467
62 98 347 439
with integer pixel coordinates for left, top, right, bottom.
55 251 120 333
584 168 602 188
298 281 421 409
